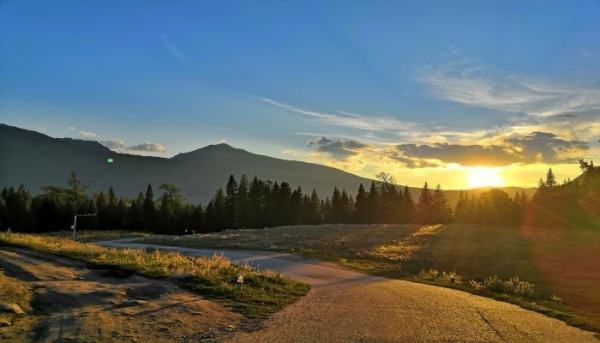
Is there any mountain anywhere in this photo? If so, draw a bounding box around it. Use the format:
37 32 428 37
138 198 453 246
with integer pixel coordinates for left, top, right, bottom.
0 124 537 204
0 124 373 202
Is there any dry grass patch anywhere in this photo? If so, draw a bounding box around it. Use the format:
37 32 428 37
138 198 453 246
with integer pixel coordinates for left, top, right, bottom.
0 233 308 318
46 230 150 242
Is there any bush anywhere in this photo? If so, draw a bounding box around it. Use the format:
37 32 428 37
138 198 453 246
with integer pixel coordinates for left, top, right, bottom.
468 275 535 298
416 269 462 284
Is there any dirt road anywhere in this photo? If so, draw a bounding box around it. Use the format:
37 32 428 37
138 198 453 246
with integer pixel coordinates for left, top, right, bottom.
0 247 243 342
101 238 598 342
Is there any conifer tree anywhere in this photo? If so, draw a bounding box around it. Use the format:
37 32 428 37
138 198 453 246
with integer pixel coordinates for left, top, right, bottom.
367 181 379 223
417 182 432 223
354 184 368 223
225 175 238 228
545 168 557 188
402 186 414 223
236 175 249 228
432 184 451 223
213 188 226 231
143 184 156 232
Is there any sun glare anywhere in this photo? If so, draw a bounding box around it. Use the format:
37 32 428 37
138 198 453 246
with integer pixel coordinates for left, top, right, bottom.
467 168 505 188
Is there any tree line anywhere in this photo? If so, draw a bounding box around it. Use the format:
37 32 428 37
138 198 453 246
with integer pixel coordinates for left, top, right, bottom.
528 160 600 227
2 163 590 234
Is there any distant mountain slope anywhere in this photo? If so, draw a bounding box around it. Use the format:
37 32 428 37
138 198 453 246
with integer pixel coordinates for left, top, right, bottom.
0 124 536 203
0 124 373 202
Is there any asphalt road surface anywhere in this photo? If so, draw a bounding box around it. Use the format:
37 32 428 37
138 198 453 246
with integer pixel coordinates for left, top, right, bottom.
100 238 598 342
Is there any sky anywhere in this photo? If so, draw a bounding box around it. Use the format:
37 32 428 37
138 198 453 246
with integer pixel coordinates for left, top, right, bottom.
1 0 599 189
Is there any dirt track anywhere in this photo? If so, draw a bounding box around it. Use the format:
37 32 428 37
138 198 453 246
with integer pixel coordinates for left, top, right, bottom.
0 248 243 342
102 239 599 343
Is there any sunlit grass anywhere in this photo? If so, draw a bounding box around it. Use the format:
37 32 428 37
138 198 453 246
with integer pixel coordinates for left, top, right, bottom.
45 230 150 242
0 232 309 317
143 224 600 332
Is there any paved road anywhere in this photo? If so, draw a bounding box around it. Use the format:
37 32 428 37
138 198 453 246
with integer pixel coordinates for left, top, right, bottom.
100 238 598 342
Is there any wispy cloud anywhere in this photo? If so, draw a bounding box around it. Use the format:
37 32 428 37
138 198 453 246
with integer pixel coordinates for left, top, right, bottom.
126 142 167 153
79 130 97 139
419 62 600 117
154 32 186 60
259 97 418 133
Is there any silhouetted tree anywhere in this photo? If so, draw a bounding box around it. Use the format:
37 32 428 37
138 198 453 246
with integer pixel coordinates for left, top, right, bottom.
143 184 156 231
417 182 433 223
354 184 369 223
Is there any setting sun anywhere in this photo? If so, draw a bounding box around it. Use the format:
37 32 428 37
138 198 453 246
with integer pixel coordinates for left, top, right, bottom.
467 167 505 188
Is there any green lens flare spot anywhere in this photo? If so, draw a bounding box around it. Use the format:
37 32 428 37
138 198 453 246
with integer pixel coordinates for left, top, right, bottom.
107 158 114 163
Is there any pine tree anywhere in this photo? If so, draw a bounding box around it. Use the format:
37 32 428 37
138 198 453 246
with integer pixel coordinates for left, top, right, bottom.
190 203 204 233
545 168 557 188
157 184 183 234
247 176 263 228
330 187 342 222
367 181 379 223
143 184 156 232
213 188 226 231
417 182 432 223
277 182 293 225
341 190 351 223
236 175 249 228
290 187 303 224
432 184 451 223
402 186 414 223
304 189 321 224
127 192 145 230
354 184 368 223
67 172 87 202
225 175 238 229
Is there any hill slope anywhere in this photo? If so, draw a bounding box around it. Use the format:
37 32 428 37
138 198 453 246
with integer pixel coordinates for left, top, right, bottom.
530 165 600 228
0 124 372 202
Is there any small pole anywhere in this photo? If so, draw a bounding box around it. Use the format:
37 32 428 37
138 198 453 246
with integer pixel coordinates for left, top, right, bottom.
71 213 96 240
72 215 78 239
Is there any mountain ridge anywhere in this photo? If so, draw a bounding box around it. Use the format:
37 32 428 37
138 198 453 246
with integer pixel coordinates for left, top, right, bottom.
0 123 373 202
0 123 536 203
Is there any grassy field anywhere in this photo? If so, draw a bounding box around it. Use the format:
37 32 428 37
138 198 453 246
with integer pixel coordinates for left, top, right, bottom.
0 232 309 318
142 224 600 332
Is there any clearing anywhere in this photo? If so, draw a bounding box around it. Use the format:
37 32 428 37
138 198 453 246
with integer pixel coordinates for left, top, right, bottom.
101 238 599 342
140 223 600 332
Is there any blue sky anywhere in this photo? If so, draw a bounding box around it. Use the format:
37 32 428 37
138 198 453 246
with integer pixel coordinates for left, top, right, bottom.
1 1 599 187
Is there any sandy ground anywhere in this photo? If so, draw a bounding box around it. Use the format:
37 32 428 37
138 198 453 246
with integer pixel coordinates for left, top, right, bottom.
0 248 244 343
102 239 599 343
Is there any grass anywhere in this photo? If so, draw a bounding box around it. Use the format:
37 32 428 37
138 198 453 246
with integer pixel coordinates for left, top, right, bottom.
45 230 151 242
0 232 309 318
143 224 425 275
141 223 600 332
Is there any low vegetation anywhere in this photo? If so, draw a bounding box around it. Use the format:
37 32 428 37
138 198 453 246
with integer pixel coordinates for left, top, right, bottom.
46 230 150 242
0 232 309 318
145 223 600 332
